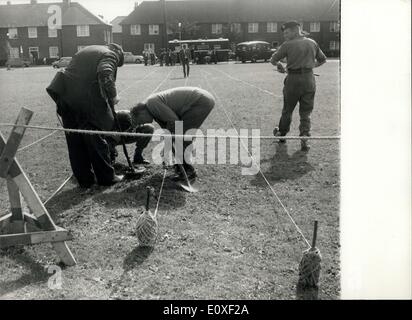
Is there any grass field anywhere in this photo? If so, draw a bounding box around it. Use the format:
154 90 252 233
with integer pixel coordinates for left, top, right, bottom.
0 60 340 300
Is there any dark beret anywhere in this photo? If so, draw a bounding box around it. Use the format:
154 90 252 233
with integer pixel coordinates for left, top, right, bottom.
281 21 301 31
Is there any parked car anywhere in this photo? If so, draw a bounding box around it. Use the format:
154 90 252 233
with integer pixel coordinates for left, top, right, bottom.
52 57 72 68
6 57 31 68
235 41 273 63
124 52 144 64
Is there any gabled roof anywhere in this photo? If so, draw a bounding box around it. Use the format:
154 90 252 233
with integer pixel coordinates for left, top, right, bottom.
0 1 110 28
110 16 126 33
121 0 340 25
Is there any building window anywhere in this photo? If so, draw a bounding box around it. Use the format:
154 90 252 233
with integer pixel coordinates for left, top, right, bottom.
49 46 59 58
131 24 141 35
329 41 340 50
230 23 241 33
28 27 38 38
267 22 277 33
76 25 90 37
248 23 259 33
144 43 155 52
330 21 340 32
77 45 87 52
8 28 18 39
149 24 159 35
48 28 58 38
310 22 320 32
211 23 222 34
9 47 20 58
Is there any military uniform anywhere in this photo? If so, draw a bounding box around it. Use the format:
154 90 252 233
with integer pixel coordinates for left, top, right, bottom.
271 22 327 140
46 44 124 187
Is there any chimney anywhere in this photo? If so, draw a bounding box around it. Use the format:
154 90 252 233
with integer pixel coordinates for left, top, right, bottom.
30 0 37 4
63 0 71 6
134 2 139 9
7 1 11 4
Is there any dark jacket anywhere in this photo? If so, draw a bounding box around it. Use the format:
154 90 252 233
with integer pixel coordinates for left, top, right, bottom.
179 48 191 62
46 45 120 131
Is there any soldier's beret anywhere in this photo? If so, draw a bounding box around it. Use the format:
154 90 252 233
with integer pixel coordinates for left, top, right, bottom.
281 21 301 31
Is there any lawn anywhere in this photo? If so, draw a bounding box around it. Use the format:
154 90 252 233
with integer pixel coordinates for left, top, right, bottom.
0 60 340 300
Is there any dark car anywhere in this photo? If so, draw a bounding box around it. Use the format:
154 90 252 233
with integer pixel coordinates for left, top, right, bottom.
235 41 273 63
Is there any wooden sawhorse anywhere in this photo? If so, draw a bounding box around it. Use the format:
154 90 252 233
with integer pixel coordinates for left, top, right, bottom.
0 108 76 266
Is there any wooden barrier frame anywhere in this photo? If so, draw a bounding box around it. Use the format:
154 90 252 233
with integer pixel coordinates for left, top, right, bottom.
0 108 76 266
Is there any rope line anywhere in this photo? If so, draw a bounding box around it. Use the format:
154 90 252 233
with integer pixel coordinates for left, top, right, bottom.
0 123 339 141
212 67 283 98
17 130 60 152
155 169 167 216
202 69 311 248
44 174 73 205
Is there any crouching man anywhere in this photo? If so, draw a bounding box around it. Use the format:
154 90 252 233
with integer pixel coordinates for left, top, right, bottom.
107 110 154 165
130 87 215 181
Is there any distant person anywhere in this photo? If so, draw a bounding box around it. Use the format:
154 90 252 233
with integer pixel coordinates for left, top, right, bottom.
46 44 125 187
129 87 215 181
179 46 191 78
150 51 156 65
143 50 149 66
270 21 326 151
171 51 177 66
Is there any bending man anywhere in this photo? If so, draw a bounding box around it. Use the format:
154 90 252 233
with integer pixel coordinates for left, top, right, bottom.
130 87 215 181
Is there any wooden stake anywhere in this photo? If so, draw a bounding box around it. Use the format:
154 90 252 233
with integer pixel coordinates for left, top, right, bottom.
311 220 318 249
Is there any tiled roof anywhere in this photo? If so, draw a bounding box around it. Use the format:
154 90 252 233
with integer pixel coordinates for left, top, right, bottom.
121 0 339 25
0 1 110 28
110 16 126 33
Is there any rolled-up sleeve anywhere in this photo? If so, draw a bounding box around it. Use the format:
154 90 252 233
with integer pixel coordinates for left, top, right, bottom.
316 45 327 64
270 44 287 65
97 52 118 101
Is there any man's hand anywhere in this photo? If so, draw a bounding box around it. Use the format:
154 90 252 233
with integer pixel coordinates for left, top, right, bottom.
276 62 286 73
112 95 120 105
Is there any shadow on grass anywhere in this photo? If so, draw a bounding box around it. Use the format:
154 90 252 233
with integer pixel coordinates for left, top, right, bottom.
0 247 49 297
93 172 186 211
123 245 154 272
250 143 314 186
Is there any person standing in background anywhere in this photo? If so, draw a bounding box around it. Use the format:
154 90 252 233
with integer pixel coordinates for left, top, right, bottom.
271 21 327 151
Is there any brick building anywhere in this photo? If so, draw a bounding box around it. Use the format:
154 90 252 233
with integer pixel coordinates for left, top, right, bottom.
0 0 112 65
111 16 126 46
120 0 340 57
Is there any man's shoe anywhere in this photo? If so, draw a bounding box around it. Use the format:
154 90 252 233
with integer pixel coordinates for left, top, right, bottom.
133 156 150 165
301 138 310 152
171 165 197 181
273 127 286 143
99 174 124 186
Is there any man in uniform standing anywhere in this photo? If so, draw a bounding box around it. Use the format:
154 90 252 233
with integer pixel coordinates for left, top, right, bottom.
129 87 215 181
179 45 191 78
270 21 327 151
46 44 125 188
